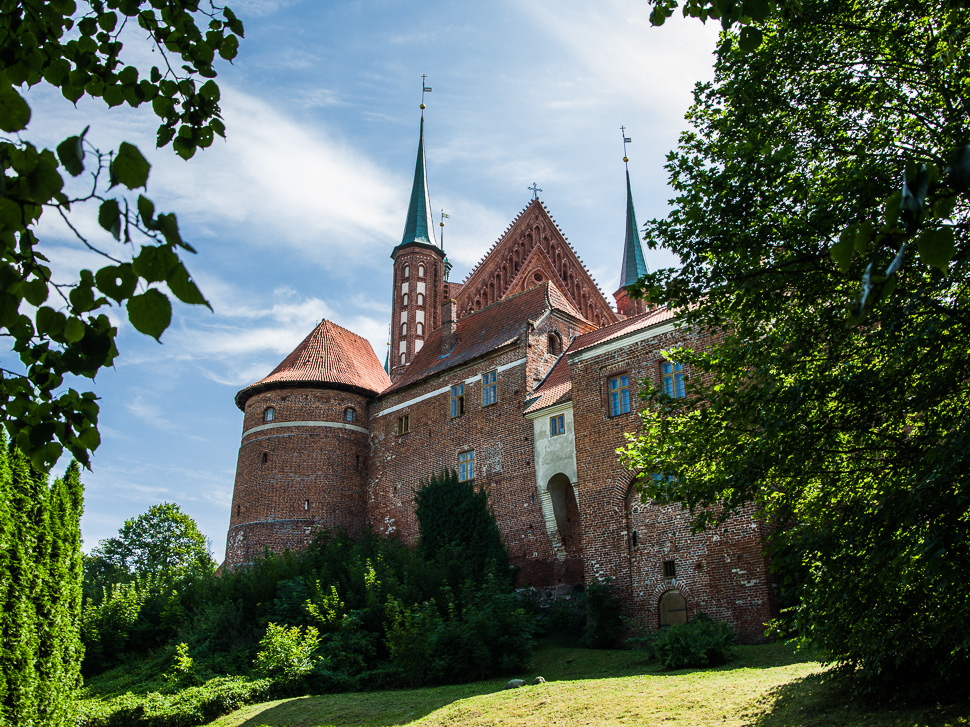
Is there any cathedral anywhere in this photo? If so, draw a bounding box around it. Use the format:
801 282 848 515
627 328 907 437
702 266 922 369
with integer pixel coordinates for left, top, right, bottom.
224 110 776 641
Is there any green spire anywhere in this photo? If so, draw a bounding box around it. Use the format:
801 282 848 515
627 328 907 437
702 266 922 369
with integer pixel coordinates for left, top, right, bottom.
619 167 648 288
400 114 436 247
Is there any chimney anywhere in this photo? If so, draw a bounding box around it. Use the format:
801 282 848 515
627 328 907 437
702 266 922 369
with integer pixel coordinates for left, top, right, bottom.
441 298 457 355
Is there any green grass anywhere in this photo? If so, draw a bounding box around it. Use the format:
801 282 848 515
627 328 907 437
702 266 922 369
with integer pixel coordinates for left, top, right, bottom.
202 642 970 727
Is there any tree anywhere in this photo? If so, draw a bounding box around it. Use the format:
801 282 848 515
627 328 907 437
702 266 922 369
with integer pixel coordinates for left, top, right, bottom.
1 1 243 471
414 469 514 586
0 434 84 726
620 0 970 699
88 501 215 581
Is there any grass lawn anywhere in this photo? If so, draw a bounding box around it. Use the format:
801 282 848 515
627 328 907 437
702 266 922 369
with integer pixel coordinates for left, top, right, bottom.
204 642 970 727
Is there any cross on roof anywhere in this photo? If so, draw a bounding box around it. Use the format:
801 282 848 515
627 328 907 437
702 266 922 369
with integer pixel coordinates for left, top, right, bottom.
528 182 542 200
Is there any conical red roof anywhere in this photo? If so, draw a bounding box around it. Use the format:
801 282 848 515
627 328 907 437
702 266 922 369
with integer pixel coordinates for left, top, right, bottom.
235 319 391 409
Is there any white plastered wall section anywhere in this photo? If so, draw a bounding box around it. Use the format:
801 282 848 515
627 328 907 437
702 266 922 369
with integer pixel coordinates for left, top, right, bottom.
527 401 578 552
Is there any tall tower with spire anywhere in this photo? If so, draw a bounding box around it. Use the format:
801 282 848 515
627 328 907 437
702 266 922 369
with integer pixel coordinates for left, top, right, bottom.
613 129 650 318
389 83 447 381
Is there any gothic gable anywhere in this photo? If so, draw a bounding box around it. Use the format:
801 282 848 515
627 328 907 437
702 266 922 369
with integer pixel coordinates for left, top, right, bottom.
454 200 618 327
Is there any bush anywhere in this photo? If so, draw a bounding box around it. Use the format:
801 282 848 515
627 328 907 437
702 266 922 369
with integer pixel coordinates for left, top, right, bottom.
581 579 625 648
653 617 735 670
253 623 321 680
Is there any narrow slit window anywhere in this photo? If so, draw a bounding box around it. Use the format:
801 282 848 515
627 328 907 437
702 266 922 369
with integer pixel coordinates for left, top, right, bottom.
451 383 465 417
344 407 356 423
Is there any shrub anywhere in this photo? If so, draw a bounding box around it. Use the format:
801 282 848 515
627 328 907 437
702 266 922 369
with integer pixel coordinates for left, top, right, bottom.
653 616 735 670
581 579 625 648
163 643 197 689
253 623 321 680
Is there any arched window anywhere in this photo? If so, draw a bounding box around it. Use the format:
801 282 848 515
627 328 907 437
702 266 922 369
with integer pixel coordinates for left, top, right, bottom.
401 322 407 336
403 264 410 278
416 322 424 335
548 331 562 355
418 264 425 277
400 353 406 365
343 407 356 423
402 293 408 307
263 407 275 422
417 292 424 306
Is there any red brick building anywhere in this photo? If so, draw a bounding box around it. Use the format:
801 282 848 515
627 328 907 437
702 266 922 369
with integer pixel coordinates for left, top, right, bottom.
225 113 776 641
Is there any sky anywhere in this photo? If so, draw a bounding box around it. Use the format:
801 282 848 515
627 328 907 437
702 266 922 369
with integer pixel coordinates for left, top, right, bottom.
19 0 720 559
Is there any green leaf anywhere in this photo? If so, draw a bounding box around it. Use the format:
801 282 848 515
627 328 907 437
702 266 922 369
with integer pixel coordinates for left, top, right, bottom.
95 264 137 302
56 132 86 177
64 316 85 343
132 245 179 282
75 426 101 450
23 277 48 306
98 199 122 240
167 264 209 307
830 227 855 272
199 80 220 102
916 227 956 272
110 141 151 189
0 80 31 132
137 194 156 228
738 26 763 52
127 289 171 340
218 34 239 61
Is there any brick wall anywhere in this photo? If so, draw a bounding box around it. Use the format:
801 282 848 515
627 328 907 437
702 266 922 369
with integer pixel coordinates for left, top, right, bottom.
225 387 373 566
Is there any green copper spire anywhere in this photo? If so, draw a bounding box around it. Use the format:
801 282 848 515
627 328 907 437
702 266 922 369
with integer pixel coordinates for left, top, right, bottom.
619 167 648 288
400 114 436 247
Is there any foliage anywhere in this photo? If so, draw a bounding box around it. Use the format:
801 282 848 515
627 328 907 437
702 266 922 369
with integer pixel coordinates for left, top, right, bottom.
0 0 243 470
621 0 970 699
414 468 515 587
163 643 197 690
253 623 321 681
652 617 736 670
89 502 215 582
581 579 625 648
0 435 84 726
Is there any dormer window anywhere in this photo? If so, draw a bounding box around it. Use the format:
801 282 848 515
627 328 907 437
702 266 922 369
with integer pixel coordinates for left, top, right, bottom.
263 407 275 422
343 407 356 423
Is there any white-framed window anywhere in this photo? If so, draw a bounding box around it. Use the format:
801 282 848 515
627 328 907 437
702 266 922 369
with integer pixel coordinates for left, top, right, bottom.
403 263 410 278
402 292 408 307
417 292 425 306
458 450 474 482
263 406 275 422
400 353 406 365
343 407 356 423
608 374 631 416
481 370 497 406
662 362 685 398
401 322 407 336
418 264 425 277
451 383 465 417
550 414 565 436
416 322 424 336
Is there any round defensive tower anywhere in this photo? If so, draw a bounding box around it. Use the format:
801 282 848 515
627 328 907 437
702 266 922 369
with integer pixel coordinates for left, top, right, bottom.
224 319 391 567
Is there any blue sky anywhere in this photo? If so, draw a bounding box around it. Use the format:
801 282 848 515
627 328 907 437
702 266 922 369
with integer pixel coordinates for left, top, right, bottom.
22 0 719 559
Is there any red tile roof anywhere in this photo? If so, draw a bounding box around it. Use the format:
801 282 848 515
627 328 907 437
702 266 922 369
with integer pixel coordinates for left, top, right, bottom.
235 319 392 409
384 282 585 395
570 305 678 354
524 350 573 413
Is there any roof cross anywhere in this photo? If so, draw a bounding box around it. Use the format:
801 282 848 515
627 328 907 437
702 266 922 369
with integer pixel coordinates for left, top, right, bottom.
528 182 542 200
621 125 632 163
421 74 432 109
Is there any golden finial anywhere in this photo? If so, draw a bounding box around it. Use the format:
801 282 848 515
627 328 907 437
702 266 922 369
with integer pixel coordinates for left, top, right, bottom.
421 74 431 110
621 125 631 164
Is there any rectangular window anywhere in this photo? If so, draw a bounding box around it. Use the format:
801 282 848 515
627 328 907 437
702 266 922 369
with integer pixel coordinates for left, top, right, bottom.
550 414 565 437
661 361 685 398
458 450 474 482
482 370 497 406
608 374 631 416
397 414 410 435
451 383 465 417
663 560 677 579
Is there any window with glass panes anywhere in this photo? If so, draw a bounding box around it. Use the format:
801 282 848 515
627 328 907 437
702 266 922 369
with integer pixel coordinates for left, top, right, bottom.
550 414 565 436
661 362 685 398
451 383 465 417
458 450 474 481
608 374 631 416
482 370 497 406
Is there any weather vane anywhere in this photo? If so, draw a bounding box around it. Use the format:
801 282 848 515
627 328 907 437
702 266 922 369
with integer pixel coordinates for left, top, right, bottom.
440 210 449 250
420 74 432 110
528 182 542 200
621 125 632 163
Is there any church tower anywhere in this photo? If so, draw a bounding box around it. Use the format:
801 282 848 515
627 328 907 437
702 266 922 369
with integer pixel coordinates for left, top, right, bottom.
389 106 446 381
613 141 650 318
